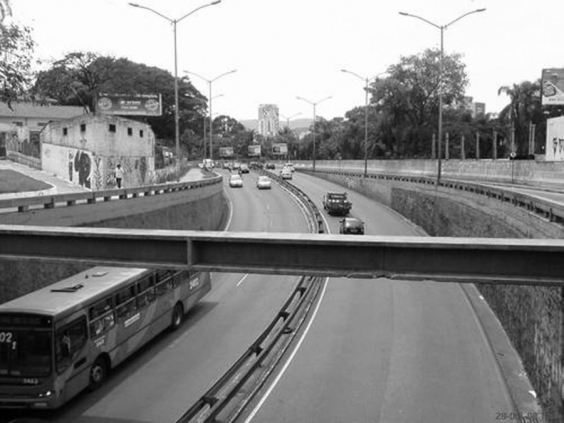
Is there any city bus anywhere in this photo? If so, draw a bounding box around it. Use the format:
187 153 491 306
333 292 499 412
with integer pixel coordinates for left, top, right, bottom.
0 266 211 409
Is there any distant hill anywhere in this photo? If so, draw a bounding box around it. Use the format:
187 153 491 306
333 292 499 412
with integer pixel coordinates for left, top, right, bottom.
240 118 312 132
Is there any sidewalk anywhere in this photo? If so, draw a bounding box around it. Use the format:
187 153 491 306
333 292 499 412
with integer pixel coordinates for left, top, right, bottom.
0 160 210 200
0 160 90 199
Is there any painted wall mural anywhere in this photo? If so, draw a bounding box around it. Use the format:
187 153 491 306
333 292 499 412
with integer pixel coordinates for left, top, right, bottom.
73 150 92 189
93 156 104 190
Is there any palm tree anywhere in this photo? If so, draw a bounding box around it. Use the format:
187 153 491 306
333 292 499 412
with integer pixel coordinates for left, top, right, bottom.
498 80 542 155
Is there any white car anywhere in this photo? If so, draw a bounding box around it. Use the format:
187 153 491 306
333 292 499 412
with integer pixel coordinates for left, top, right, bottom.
280 168 292 180
229 174 243 188
256 175 272 189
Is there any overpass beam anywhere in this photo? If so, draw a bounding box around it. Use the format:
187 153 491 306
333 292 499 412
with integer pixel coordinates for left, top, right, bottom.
0 225 563 286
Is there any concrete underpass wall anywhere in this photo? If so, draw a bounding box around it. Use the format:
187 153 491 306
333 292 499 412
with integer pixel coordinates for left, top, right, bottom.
306 159 564 189
305 168 563 422
0 180 227 303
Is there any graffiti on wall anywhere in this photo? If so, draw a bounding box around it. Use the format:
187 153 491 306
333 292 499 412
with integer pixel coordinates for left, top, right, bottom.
93 156 104 190
68 150 92 189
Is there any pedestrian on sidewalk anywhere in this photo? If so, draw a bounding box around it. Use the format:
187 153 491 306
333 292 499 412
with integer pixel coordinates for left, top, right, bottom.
115 164 124 188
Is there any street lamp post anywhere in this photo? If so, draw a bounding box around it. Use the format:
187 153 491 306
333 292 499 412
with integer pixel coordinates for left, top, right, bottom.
341 70 386 177
399 8 485 186
129 1 221 166
185 70 237 160
280 112 302 129
186 94 224 160
296 96 332 171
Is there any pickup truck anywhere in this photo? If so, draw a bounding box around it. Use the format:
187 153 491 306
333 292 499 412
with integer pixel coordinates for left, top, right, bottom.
322 192 352 216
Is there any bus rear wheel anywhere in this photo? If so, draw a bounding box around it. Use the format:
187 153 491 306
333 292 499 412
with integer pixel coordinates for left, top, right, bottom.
171 303 184 330
89 357 109 390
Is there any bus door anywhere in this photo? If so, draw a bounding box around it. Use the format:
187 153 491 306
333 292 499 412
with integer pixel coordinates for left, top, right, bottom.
54 317 88 404
114 285 144 351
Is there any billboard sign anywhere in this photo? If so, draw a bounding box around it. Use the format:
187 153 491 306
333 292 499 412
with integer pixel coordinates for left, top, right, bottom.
219 146 234 158
248 144 261 157
541 69 564 105
97 93 162 116
272 143 288 155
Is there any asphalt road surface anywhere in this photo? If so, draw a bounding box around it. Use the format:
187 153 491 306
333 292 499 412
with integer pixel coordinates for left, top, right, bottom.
241 171 516 423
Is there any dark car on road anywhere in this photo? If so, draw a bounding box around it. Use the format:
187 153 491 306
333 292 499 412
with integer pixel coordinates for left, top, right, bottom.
339 217 364 235
323 192 352 216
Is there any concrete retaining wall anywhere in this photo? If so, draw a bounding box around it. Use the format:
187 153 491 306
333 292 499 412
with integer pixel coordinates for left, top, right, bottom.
0 179 227 303
307 168 563 423
305 159 564 189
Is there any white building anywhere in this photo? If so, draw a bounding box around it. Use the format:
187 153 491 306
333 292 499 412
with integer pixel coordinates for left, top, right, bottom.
41 114 155 190
0 102 85 161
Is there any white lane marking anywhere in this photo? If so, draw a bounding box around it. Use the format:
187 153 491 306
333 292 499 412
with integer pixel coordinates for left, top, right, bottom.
244 277 329 422
244 202 332 422
223 183 235 231
237 274 250 287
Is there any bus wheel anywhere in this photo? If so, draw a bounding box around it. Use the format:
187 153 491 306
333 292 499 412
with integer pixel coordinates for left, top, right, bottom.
89 357 108 390
171 303 184 330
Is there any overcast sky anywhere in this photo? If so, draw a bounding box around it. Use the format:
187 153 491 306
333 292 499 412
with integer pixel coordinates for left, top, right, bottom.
10 0 562 122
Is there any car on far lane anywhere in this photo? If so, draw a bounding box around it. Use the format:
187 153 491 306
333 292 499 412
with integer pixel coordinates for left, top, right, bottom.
280 168 292 180
284 163 295 173
339 217 365 235
240 163 250 173
229 174 243 188
265 163 275 170
256 175 272 189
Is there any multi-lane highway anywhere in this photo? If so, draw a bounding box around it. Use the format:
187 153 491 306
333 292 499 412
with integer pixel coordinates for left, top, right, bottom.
5 170 308 423
241 171 516 422
5 168 520 423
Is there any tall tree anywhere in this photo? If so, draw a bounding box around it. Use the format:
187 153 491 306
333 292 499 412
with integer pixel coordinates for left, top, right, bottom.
498 80 542 155
33 53 207 144
371 48 468 158
0 1 37 107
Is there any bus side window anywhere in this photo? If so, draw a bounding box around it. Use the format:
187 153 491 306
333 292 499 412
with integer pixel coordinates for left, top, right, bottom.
115 285 138 319
137 276 155 308
173 271 190 287
155 270 174 296
56 317 87 373
89 298 115 337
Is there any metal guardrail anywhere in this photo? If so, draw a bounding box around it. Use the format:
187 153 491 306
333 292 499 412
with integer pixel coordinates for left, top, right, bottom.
258 168 325 233
306 168 564 225
177 170 326 423
0 175 223 213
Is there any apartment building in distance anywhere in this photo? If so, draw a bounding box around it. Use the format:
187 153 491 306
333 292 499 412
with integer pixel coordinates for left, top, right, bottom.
258 104 279 138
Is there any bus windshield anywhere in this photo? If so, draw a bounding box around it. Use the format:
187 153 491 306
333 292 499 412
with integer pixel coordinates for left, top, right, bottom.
0 329 52 377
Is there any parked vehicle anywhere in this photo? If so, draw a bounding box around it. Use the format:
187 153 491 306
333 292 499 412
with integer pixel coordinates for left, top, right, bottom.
323 192 352 216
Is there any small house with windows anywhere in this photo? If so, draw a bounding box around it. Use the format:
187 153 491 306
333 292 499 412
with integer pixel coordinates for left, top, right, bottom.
0 101 85 162
41 114 155 190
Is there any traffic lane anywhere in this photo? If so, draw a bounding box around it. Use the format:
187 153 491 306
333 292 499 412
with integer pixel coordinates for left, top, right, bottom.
292 171 424 236
251 278 514 423
249 278 395 422
48 170 308 423
248 172 514 422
